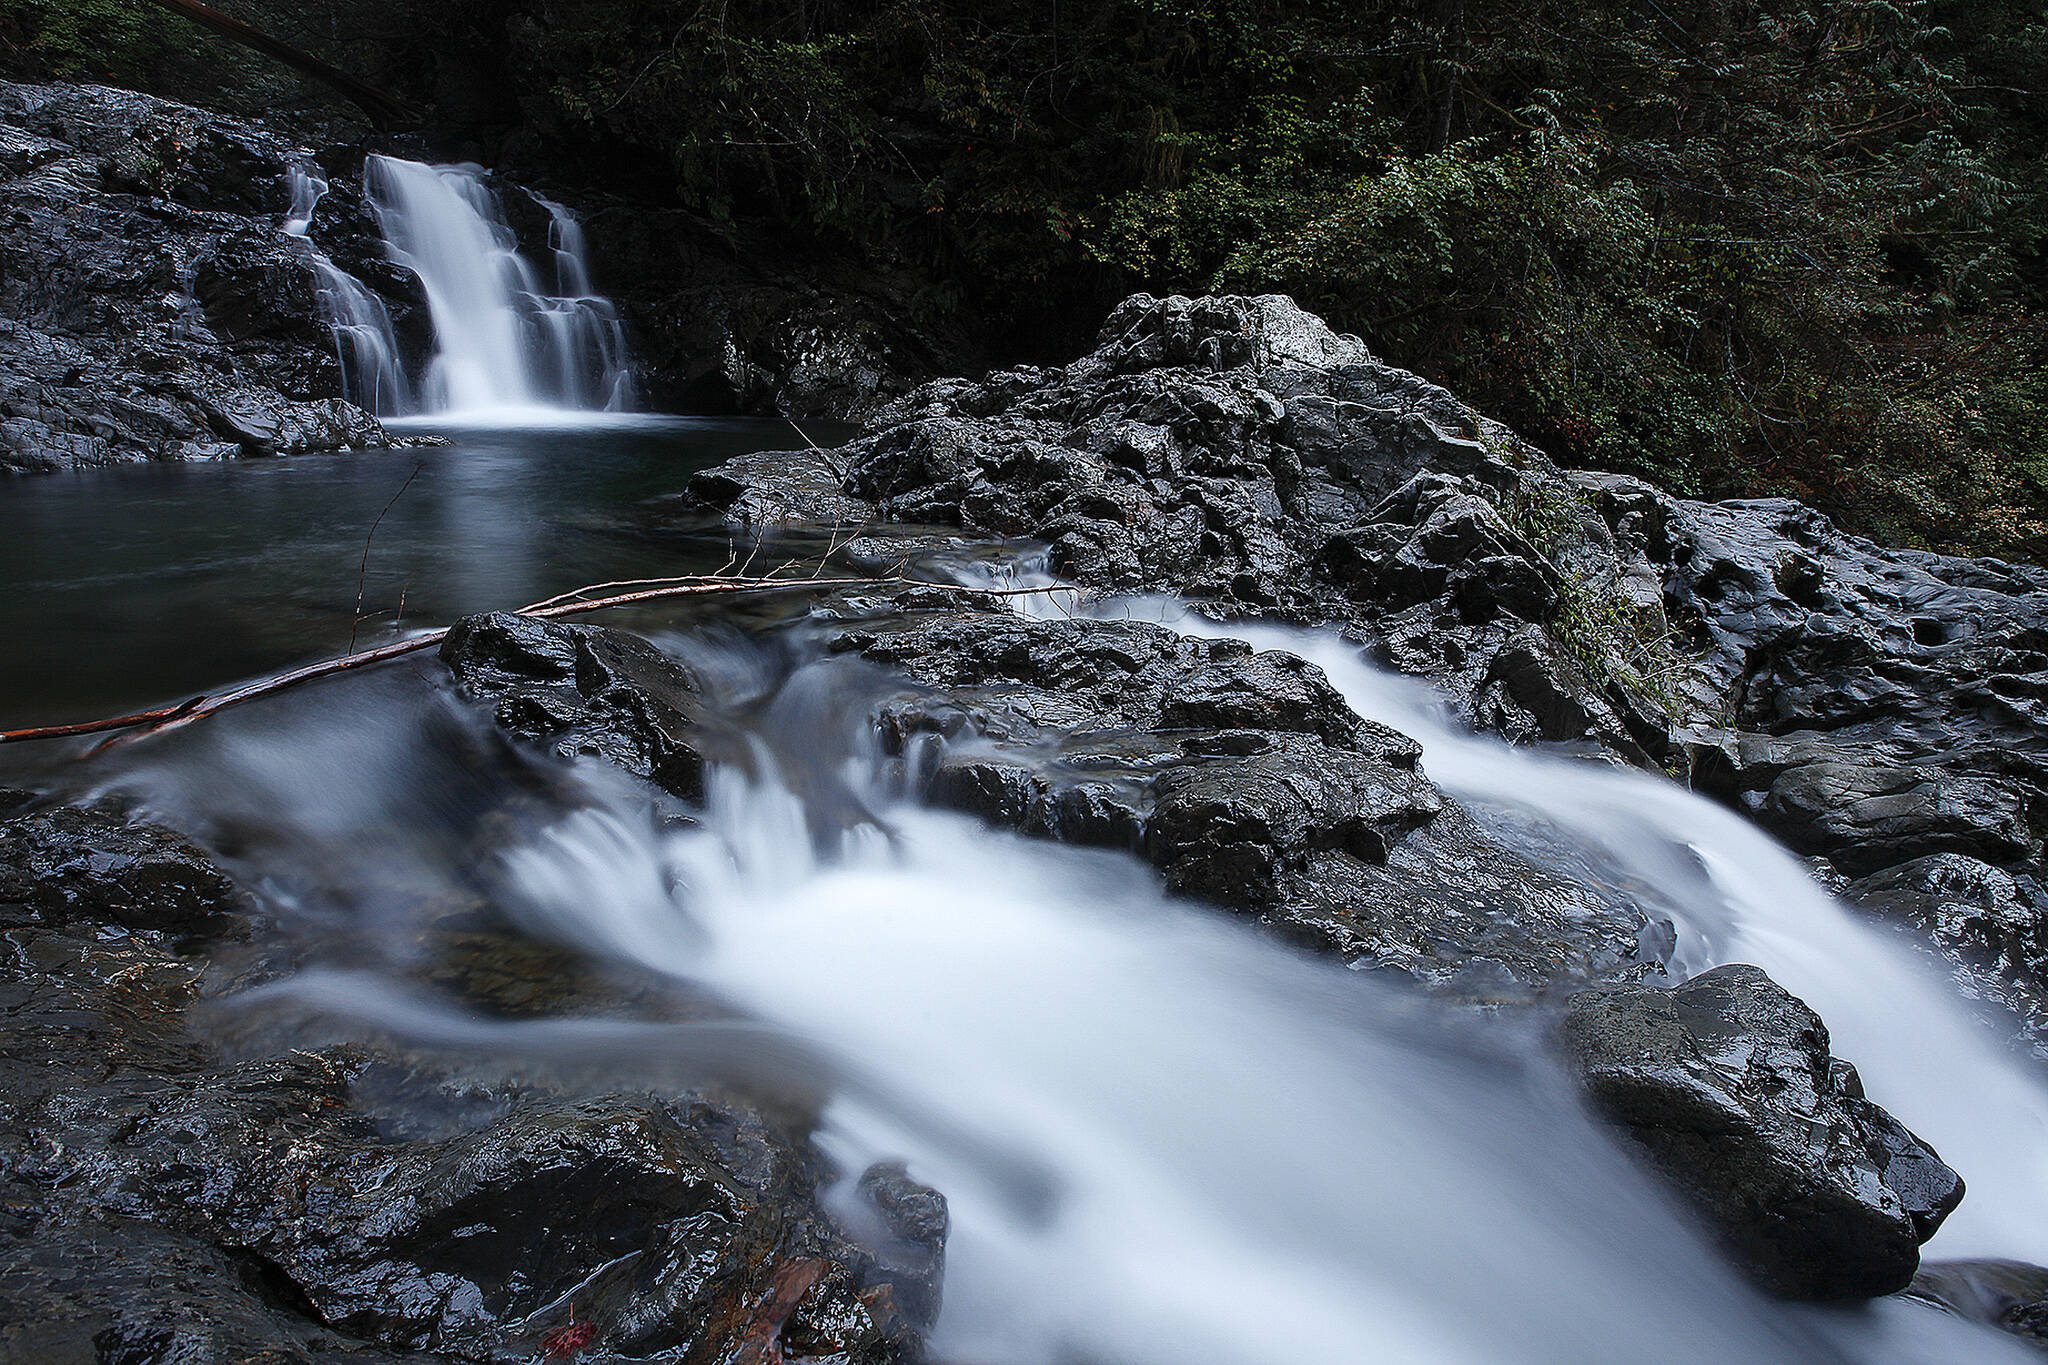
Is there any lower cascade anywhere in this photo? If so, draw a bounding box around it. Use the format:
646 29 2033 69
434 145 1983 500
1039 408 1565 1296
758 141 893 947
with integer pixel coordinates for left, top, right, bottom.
14 67 2048 1364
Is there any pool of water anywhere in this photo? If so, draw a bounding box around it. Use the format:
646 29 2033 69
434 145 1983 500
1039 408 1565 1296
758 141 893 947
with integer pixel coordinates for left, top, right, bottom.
0 417 816 727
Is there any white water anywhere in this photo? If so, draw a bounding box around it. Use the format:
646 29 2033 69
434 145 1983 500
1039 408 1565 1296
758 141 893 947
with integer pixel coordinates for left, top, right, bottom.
1057 593 2048 1267
282 165 411 414
363 156 632 417
159 644 2027 1363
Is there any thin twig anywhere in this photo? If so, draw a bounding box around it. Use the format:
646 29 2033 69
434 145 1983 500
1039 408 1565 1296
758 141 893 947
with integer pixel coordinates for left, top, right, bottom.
349 461 423 655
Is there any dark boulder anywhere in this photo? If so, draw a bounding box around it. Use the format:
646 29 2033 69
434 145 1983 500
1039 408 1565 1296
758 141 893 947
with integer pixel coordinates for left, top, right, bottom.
0 801 252 942
679 293 1678 764
1562 964 1961 1298
831 601 1661 998
441 611 710 800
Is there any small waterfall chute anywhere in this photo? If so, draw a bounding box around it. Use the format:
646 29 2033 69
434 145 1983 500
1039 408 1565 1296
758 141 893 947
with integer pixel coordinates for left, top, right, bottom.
282 163 410 415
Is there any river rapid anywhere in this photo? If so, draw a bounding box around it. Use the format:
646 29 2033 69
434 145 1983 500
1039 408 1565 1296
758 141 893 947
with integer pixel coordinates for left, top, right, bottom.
4 420 2041 1364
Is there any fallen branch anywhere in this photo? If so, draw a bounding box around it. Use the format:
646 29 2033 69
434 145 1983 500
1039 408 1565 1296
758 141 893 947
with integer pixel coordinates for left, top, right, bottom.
0 571 1052 749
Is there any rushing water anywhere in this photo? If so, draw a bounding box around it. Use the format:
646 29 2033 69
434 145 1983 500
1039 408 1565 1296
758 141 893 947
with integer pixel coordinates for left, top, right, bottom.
364 157 633 417
1069 598 2048 1267
8 163 2044 1350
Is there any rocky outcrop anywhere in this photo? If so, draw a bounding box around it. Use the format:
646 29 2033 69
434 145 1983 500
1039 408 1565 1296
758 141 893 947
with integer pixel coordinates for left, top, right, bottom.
0 793 943 1362
674 291 2048 1049
0 81 411 472
676 292 1679 763
825 597 1660 998
1563 964 1961 1299
1580 476 2048 1054
440 611 712 801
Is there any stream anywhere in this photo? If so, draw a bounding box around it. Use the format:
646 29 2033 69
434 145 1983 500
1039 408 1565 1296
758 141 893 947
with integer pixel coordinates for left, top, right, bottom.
1 424 2039 1362
5 153 2044 1363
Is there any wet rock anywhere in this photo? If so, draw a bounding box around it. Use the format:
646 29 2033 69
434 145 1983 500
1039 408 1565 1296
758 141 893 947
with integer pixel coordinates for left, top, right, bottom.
854 1161 949 1345
679 293 1670 763
1757 761 2032 876
0 795 930 1363
1562 964 1962 1298
676 290 2048 1046
1845 854 2048 1053
1907 1259 2048 1352
0 81 403 473
832 603 1658 997
441 611 710 800
0 801 251 942
1583 469 2048 1034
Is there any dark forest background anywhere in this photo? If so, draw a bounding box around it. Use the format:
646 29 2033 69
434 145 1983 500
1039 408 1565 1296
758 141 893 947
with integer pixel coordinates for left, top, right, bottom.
5 0 2043 557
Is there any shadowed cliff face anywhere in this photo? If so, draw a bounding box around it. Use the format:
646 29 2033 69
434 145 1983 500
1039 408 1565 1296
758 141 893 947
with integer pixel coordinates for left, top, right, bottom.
0 81 422 471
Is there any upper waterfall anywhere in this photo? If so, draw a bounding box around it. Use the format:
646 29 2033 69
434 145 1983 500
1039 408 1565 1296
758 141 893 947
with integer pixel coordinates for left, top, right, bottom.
363 156 633 418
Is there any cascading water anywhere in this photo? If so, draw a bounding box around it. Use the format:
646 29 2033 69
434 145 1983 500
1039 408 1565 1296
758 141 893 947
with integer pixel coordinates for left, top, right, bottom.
282 165 410 415
363 156 633 417
102 623 2032 1364
1048 590 2048 1267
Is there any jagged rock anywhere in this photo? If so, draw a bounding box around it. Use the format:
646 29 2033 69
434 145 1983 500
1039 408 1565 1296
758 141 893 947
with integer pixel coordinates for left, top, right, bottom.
0 81 409 472
678 293 1685 765
0 795 934 1363
1562 964 1962 1299
677 291 2048 1046
828 602 1660 997
1846 855 2048 1052
1581 470 2048 1038
440 611 711 800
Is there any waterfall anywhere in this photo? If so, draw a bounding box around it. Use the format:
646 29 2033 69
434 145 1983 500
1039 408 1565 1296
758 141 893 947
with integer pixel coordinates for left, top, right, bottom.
157 646 2023 1365
1059 593 2048 1268
363 156 633 417
283 165 411 415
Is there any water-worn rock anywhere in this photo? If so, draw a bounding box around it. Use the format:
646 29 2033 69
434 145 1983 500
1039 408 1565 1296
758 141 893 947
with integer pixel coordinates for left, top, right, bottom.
1908 1259 2048 1353
0 796 940 1362
0 800 252 941
441 611 712 801
0 81 407 472
1585 476 2048 1039
1562 964 1962 1298
677 291 2048 1047
826 600 1660 997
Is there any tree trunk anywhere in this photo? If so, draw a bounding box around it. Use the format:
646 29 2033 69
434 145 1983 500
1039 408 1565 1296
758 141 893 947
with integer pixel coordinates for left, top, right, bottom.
139 0 416 129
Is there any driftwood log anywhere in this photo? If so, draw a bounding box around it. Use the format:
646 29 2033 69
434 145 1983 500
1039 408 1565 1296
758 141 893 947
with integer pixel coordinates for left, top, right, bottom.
0 572 1060 749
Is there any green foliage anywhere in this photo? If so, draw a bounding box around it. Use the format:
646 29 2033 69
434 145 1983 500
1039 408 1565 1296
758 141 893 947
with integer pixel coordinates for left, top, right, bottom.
1 0 181 85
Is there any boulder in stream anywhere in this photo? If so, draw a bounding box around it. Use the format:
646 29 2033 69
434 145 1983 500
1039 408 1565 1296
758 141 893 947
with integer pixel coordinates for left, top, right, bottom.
1562 963 1962 1299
